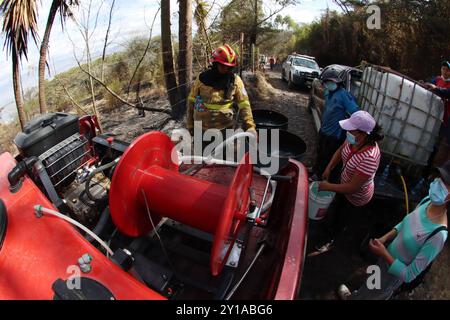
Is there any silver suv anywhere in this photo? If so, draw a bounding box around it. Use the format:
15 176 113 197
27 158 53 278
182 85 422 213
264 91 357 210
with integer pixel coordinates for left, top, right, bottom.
281 54 321 89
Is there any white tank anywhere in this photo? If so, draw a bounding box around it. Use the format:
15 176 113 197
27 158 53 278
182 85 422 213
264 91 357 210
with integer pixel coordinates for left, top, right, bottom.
358 65 444 166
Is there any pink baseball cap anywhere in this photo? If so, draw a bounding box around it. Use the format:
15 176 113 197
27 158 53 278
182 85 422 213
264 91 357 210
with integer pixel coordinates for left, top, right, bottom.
339 111 376 134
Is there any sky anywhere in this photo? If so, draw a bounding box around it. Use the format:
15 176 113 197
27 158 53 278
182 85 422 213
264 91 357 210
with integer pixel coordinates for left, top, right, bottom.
0 0 341 123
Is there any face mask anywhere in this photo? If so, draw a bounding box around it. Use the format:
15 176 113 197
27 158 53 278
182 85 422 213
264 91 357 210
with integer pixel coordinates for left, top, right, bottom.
324 82 338 92
429 178 449 205
346 132 357 145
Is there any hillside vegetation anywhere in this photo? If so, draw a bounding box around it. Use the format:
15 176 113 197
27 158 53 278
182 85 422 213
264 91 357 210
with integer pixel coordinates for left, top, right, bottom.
1 36 166 153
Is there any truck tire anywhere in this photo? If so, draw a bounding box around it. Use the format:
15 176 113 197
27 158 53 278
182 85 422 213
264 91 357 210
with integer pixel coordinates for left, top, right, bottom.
307 95 314 114
288 73 294 89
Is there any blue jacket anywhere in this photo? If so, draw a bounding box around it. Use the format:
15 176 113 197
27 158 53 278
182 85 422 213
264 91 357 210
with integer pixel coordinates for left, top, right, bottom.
320 88 360 139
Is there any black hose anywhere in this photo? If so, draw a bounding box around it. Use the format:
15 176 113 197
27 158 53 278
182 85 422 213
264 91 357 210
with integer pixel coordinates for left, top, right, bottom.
85 207 111 243
8 157 38 192
85 158 119 203
79 190 97 207
108 162 118 180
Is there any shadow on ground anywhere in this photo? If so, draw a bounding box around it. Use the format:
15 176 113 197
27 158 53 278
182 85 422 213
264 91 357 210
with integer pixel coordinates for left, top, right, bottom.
299 198 404 300
267 74 312 94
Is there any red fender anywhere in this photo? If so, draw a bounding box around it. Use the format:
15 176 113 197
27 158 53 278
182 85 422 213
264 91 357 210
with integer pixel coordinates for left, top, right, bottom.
0 152 164 300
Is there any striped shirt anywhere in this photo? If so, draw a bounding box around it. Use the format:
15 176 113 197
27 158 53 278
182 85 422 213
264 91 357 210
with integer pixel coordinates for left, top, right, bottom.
340 141 381 206
387 199 448 283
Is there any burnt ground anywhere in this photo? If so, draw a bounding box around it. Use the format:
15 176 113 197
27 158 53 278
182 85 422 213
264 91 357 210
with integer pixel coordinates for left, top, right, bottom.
100 96 184 143
246 70 450 300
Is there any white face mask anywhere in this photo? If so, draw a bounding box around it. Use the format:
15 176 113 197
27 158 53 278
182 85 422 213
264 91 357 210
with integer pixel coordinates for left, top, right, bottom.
429 178 450 206
324 82 338 92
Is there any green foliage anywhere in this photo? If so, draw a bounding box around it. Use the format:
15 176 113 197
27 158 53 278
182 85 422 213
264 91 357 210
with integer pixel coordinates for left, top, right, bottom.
0 120 20 155
210 0 447 80
212 0 297 46
210 0 297 69
104 79 122 111
214 0 265 44
292 0 450 80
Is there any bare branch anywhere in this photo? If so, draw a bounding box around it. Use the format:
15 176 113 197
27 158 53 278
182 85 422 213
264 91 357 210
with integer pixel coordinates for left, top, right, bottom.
57 78 89 115
89 0 105 41
50 56 87 115
333 0 351 14
75 57 171 115
126 6 161 97
205 0 216 17
72 0 102 131
66 26 86 63
206 1 229 32
192 47 206 70
85 0 92 31
101 0 116 82
256 6 288 27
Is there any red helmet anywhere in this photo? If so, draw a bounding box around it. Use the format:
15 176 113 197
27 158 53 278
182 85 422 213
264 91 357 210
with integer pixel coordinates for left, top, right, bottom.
211 44 238 67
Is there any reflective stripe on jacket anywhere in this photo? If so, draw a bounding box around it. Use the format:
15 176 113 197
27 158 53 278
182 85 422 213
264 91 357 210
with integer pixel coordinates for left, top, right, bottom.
186 74 256 131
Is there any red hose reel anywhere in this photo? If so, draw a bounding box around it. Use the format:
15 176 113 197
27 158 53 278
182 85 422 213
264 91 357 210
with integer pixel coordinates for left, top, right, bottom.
109 132 253 276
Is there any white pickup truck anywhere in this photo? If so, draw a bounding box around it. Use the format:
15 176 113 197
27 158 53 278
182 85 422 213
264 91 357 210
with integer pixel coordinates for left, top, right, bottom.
281 54 321 89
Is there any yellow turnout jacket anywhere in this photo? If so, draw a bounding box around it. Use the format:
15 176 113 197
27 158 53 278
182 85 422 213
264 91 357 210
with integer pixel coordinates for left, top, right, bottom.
186 75 256 132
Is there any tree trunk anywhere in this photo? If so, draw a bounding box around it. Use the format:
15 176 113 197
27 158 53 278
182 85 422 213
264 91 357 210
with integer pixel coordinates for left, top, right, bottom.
38 0 60 114
194 0 210 68
13 59 26 130
101 0 116 82
161 0 181 119
239 33 244 77
250 0 258 46
85 30 103 132
178 0 193 118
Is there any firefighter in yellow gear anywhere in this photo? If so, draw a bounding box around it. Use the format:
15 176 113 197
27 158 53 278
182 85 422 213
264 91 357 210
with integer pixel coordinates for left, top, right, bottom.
186 44 256 134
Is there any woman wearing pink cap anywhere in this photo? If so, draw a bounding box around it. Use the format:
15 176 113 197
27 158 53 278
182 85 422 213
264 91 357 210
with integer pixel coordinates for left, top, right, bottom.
314 110 384 253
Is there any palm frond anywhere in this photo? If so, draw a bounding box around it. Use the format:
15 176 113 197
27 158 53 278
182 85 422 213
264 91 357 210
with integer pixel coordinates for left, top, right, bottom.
0 0 40 62
59 0 79 29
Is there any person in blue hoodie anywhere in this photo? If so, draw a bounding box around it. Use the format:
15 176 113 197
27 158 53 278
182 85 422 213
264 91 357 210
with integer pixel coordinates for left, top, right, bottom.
311 69 360 182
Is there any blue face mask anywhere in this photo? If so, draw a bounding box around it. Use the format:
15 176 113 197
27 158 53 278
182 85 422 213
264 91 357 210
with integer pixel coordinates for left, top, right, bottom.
346 132 357 145
324 82 338 92
429 178 449 205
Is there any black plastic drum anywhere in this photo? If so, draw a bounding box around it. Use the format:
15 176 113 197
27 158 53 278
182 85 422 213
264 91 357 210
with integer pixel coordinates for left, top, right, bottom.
252 129 307 174
252 109 288 131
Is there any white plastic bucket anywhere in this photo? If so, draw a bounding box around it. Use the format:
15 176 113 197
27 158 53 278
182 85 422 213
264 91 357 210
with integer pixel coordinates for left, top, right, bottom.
308 181 335 220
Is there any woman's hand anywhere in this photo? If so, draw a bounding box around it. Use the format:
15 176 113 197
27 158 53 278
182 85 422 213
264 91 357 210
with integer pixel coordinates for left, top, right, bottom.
369 238 395 265
318 181 330 192
369 239 387 257
424 83 437 91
